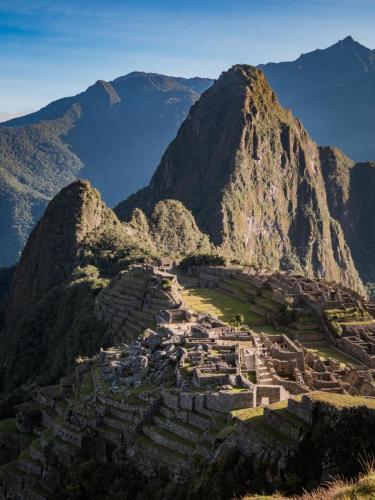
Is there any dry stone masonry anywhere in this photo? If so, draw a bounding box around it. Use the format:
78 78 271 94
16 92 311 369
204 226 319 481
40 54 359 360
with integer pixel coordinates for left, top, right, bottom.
0 263 374 498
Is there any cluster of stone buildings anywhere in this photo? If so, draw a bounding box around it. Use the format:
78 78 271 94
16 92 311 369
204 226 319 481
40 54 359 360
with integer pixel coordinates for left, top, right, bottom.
188 264 375 368
93 262 375 372
1 263 375 498
94 264 375 403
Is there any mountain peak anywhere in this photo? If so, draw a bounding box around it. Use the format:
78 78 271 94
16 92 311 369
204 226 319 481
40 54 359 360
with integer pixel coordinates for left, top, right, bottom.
116 65 363 293
342 35 355 43
85 79 121 105
220 64 263 83
213 64 278 109
4 179 109 320
259 36 375 110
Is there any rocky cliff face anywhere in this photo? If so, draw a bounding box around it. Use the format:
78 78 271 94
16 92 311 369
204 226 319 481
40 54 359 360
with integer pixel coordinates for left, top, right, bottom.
116 65 363 292
322 157 375 284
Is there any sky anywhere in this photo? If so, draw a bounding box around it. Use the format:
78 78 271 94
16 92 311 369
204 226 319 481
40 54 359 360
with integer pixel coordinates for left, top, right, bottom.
1 0 375 117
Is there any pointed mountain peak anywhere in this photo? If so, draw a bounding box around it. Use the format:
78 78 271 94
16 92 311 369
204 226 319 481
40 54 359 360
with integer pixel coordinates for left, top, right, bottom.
84 80 121 105
218 64 265 85
333 35 368 50
116 65 363 293
211 64 279 112
342 35 355 43
3 179 115 320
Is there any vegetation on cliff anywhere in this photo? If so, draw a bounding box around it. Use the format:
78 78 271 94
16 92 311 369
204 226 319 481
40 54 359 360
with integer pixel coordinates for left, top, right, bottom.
0 180 217 397
0 180 156 396
148 199 211 257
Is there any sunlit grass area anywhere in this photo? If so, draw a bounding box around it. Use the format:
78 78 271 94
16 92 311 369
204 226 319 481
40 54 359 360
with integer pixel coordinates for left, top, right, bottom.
182 287 266 326
305 344 364 366
308 391 375 409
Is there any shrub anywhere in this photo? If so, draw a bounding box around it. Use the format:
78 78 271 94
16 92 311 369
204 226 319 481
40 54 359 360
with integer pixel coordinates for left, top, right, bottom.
179 253 227 271
161 278 172 291
330 321 343 337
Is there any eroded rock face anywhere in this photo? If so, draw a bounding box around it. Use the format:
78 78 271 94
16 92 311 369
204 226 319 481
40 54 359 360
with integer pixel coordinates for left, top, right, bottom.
116 65 363 292
322 158 375 284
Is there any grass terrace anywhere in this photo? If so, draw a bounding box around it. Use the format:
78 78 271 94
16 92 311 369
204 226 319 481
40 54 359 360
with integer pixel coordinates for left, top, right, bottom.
182 285 367 368
307 391 375 409
182 287 266 327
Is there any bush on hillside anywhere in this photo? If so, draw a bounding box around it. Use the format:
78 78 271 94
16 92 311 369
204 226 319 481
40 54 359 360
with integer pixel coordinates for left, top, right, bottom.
179 253 227 271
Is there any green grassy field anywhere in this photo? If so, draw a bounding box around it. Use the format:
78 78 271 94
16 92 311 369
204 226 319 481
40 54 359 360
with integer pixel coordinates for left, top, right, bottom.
182 287 266 326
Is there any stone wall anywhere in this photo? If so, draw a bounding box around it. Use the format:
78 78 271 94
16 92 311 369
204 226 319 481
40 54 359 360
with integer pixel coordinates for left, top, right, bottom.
162 389 254 416
287 396 314 425
337 337 375 367
255 385 285 406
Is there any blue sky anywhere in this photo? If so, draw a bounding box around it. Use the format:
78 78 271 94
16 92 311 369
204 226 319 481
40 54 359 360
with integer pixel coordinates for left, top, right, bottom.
1 0 375 117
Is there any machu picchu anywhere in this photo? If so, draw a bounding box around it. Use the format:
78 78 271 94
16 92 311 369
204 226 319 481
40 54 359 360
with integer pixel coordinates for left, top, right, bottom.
2 19 375 499
1 260 375 498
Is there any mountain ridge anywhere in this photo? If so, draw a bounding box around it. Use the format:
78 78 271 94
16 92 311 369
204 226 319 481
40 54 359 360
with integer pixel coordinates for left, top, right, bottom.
0 72 213 267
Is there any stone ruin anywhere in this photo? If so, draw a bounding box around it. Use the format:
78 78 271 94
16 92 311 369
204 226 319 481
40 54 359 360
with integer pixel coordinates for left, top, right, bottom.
187 264 375 369
94 264 183 343
94 264 375 403
1 264 375 498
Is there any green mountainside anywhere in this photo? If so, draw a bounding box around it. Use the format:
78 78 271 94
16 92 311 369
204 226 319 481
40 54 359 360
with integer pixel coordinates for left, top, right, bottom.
0 180 211 398
1 60 375 499
116 65 363 293
0 73 213 267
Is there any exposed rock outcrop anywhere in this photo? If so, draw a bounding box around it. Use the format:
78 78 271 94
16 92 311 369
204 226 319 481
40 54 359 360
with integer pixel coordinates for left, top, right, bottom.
116 65 363 292
321 155 375 285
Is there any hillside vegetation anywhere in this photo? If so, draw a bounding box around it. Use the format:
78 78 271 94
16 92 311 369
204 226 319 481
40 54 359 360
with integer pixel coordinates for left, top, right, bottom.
0 73 213 267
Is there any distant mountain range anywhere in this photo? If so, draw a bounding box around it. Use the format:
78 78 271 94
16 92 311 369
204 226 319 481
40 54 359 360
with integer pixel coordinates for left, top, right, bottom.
259 36 375 161
0 73 213 266
1 35 375 268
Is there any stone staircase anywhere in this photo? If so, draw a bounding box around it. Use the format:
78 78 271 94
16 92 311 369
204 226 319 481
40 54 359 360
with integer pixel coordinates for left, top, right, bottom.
256 358 274 385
